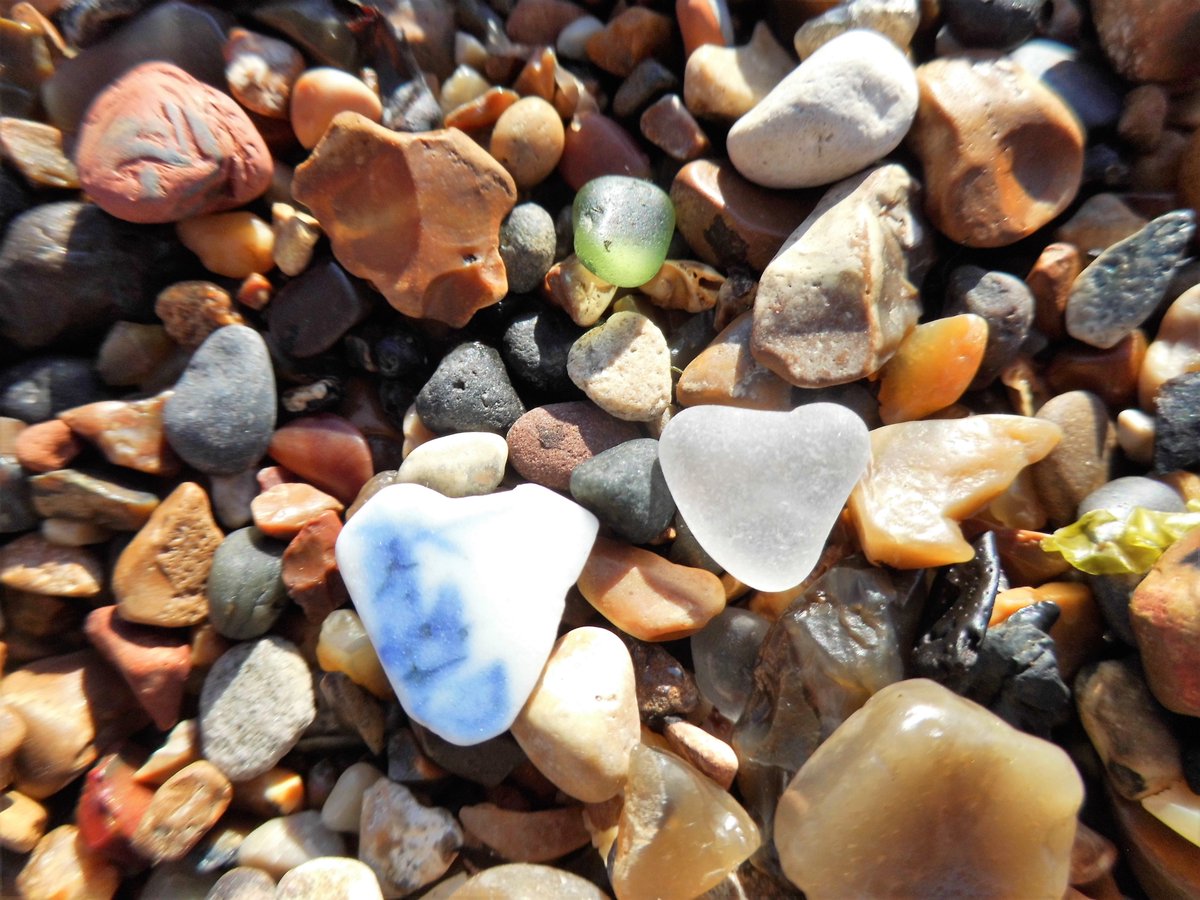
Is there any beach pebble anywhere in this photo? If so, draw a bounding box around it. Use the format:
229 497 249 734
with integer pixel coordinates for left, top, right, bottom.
458 803 590 863
1154 372 1200 474
416 342 526 435
359 779 462 896
567 312 672 422
0 788 46 853
176 211 274 280
506 0 588 45
677 311 792 411
14 420 82 473
1026 242 1081 341
793 0 919 58
271 203 322 277
0 356 105 425
58 392 178 476
236 811 346 879
640 94 710 161
316 609 393 700
1139 285 1200 409
945 266 1035 388
543 255 619 327
490 97 565 189
291 67 382 149
28 468 159 532
397 432 508 498
1030 391 1116 525
1010 39 1123 131
207 527 289 640
663 720 738 789
321 761 384 833
613 58 678 118
943 0 1043 47
268 413 373 506
558 113 652 190
569 438 674 544
585 7 672 77
281 510 348 623
1131 528 1200 717
224 27 305 119
501 307 584 398
450 864 607 899
0 533 102 598
266 261 373 358
728 30 917 189
0 118 79 190
690 606 770 721
1091 0 1200 83
251 482 344 540
499 203 557 295
683 22 793 122
84 605 190 730
276 857 384 899
131 761 232 863
15 825 120 900
506 401 641 491
876 314 987 424
207 867 276 900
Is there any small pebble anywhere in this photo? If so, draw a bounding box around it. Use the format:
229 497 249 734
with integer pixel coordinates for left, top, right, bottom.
276 857 384 900
207 867 277 900
558 112 651 190
876 314 987 424
281 510 348 623
15 825 120 900
224 27 305 119
271 202 322 277
251 482 344 540
267 261 373 358
585 7 672 78
359 779 462 895
0 117 79 189
0 788 46 854
321 761 384 833
397 432 508 498
154 281 243 349
612 58 678 118
58 392 179 476
542 254 618 327
291 67 382 149
207 527 289 640
1154 372 1200 473
663 720 738 789
268 413 374 506
690 606 770 721
945 266 1036 388
573 176 674 288
1026 242 1081 341
506 401 640 491
316 609 392 700
943 0 1044 47
628 640 701 720
1057 194 1147 255
0 355 105 424
416 342 527 435
490 96 565 190
793 0 919 57
0 533 103 598
29 468 160 532
641 94 710 161
84 605 190 730
95 322 178 389
498 203 557 295
1117 409 1157 465
458 803 590 863
236 810 346 879
683 22 792 122
14 419 82 473
1030 391 1117 525
131 760 232 863
567 311 672 422
501 307 584 398
569 438 675 544
1139 285 1200 410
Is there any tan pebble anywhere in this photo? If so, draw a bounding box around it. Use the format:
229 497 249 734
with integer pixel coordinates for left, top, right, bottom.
1026 242 1081 342
251 482 344 540
397 432 508 498
677 311 792 411
112 482 224 627
1130 529 1200 717
291 67 382 149
1139 284 1200 410
1030 391 1116 525
684 22 793 122
512 46 557 103
316 609 392 699
233 766 305 819
224 27 305 119
490 96 565 189
1119 84 1169 151
1046 330 1147 409
16 825 120 900
443 86 520 133
577 537 726 641
271 202 322 277
1117 408 1156 465
567 311 672 422
449 863 607 899
639 259 722 313
543 254 618 327
237 810 346 879
402 402 437 460
1091 0 1200 83
177 211 275 279
663 720 738 790
134 720 199 786
207 867 277 900
585 7 672 77
237 272 274 311
320 673 386 755
439 64 491 111
13 419 81 473
0 533 102 597
131 760 233 863
0 417 26 455
0 116 78 189
1055 194 1147 256
6 590 80 638
320 761 384 832
359 780 462 896
0 788 47 853
276 857 384 899
154 281 243 348
459 803 590 863
58 392 179 476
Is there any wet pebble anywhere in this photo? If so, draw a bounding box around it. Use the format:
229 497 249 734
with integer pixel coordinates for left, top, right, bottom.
268 414 373 506
251 481 344 539
690 606 770 721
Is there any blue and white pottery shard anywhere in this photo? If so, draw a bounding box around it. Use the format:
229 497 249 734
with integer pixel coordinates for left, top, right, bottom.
335 482 599 746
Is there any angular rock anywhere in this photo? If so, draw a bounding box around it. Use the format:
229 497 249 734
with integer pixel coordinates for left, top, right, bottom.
59 393 177 476
876 314 987 424
359 779 462 895
567 311 672 422
282 511 348 623
569 438 674 544
1130 527 1200 716
416 343 526 436
506 402 641 491
0 534 102 598
251 482 343 540
1026 242 1081 342
28 468 159 532
84 606 190 731
154 280 242 349
584 7 672 77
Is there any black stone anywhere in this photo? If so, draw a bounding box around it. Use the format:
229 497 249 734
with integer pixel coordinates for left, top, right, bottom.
0 356 105 423
207 527 290 641
267 261 374 359
943 0 1045 48
945 265 1034 388
569 438 675 544
59 0 157 47
0 457 36 533
499 203 556 294
501 307 584 399
415 342 525 434
374 327 428 382
250 0 360 69
667 309 716 372
378 378 416 428
0 168 31 235
1154 371 1200 472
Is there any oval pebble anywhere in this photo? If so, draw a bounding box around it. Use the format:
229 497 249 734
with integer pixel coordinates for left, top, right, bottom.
276 857 384 899
397 432 508 498
207 527 289 640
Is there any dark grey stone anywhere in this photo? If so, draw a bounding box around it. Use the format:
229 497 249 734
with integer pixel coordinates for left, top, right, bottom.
0 357 105 423
0 169 31 235
267 261 373 359
946 265 1034 388
1011 39 1123 130
164 325 277 475
943 0 1044 48
498 203 557 295
411 725 523 787
1065 211 1196 350
208 527 290 640
373 327 427 381
1154 371 1200 472
501 306 583 398
0 457 36 533
415 342 525 434
569 438 675 544
59 0 157 47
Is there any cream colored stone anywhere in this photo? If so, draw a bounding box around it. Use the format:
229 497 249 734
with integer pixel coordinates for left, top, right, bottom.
237 811 346 879
16 825 120 900
458 803 590 863
683 22 794 122
321 761 384 833
793 0 919 58
134 720 199 786
271 202 322 277
397 432 508 497
277 857 384 899
0 789 46 853
316 610 392 699
567 311 672 422
291 67 382 149
440 65 490 112
663 720 738 790
543 254 618 327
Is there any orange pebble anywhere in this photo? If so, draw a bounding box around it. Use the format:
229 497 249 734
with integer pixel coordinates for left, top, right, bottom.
251 482 344 539
877 314 988 424
14 420 82 473
990 582 1104 678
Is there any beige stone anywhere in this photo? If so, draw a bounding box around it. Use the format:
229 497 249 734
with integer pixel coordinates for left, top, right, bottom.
448 863 608 899
321 761 383 833
489 96 565 189
0 534 102 597
177 211 275 279
59 392 178 476
0 789 46 853
567 311 672 422
542 254 617 327
290 67 382 149
15 825 120 900
639 260 723 313
683 22 794 122
276 857 384 900
1140 284 1200 410
131 761 233 863
663 720 738 789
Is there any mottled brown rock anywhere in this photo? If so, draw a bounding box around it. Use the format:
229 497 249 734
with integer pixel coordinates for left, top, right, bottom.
0 117 78 189
1130 528 1200 716
628 640 701 721
154 281 243 348
224 27 305 119
28 468 160 532
1045 331 1147 409
1030 391 1116 525
113 482 224 627
13 419 82 473
678 311 793 411
558 113 651 190
131 761 232 863
908 56 1084 248
251 482 344 540
74 62 272 224
282 510 348 623
293 113 516 328
1026 242 1082 341
0 533 101 597
459 803 590 863
506 402 641 491
1092 0 1200 83
585 7 673 78
59 393 179 476
1121 85 1169 151
664 720 738 790
268 413 373 506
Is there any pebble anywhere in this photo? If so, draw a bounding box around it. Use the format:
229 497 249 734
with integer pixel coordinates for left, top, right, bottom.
1046 330 1147 409
556 15 604 59
0 788 46 853
629 639 702 720
577 536 726 640
728 31 918 189
1139 285 1200 410
569 438 674 544
0 117 79 189
573 176 674 288
416 342 527 435
59 393 178 476
335 483 598 745
683 22 793 122
449 864 607 899
397 432 508 498
0 456 36 534
154 281 241 350
292 114 517 328
131 760 232 863
224 27 305 119
164 325 276 475
505 401 641 491
15 825 121 900
542 255 618 327
691 606 770 721
459 803 590 863
943 0 1043 47
490 96 565 190
558 113 651 190
0 705 25 789
793 0 919 58
271 203 321 277
1065 211 1196 350
267 261 373 358
233 766 305 819
290 67 382 149
1091 0 1200 83
511 627 639 803
876 314 987 424
1010 39 1123 133
1131 523 1200 715
276 857 384 899
14 419 82 473
506 0 587 44
251 482 343 540
207 527 289 640
501 307 584 398
908 56 1084 247
1057 194 1147 256
176 211 275 280
612 58 678 118
112 481 223 627
1117 409 1157 466
677 311 791 411
207 867 277 900
318 761 382 833
663 720 738 789
95 322 179 389
584 7 672 77
282 511 348 623
28 468 160 532
640 94 710 161
135 719 200 786
0 533 103 597
199 637 316 781
1026 242 1081 342
1153 372 1200 472
268 413 373 506
236 811 346 879
498 203 557 295
677 0 732 57
848 415 1062 568
774 679 1082 898
359 779 462 895
316 610 392 700
750 164 927 387
946 266 1035 388
84 605 190 730
0 356 105 425
567 311 672 422
1031 391 1117 525
75 62 272 224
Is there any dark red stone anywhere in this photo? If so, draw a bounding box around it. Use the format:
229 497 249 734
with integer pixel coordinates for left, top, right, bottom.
268 413 374 505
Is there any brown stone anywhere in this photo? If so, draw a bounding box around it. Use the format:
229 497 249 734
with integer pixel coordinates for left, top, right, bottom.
443 87 520 134
293 114 516 328
1179 127 1200 214
459 803 590 863
558 112 651 190
1055 194 1148 256
1120 85 1169 151
489 96 565 190
677 311 793 411
628 640 701 721
876 314 987 425
59 393 180 476
506 402 641 491
1130 129 1189 193
1030 391 1116 525
224 27 305 119
663 720 738 790
251 482 344 540
585 7 673 77
282 510 348 623
1108 785 1200 900
320 672 385 755
131 761 232 863
506 0 587 44
1091 0 1200 83
4 590 83 638
268 413 374 506
154 281 244 348
16 825 121 900
1026 242 1082 341
1045 331 1147 409
113 482 224 628
28 468 160 532
290 67 383 150
0 534 102 597
75 62 272 224
1130 528 1200 716
0 116 78 188
13 419 82 473
640 94 710 161
542 255 618 327
683 22 794 123
908 56 1084 248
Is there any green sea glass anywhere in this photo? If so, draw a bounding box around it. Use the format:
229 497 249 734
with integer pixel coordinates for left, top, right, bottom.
573 176 675 288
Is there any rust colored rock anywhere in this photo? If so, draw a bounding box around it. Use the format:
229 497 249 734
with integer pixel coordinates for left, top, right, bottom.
74 62 272 224
1092 0 1200 84
1108 785 1200 899
908 56 1084 248
506 402 641 491
640 94 710 162
267 413 373 505
84 606 191 731
1130 528 1200 716
506 0 588 45
58 393 179 476
13 419 82 473
1026 242 1082 342
558 113 651 191
0 534 102 597
282 510 348 623
292 114 516 328
131 761 232 863
76 751 155 866
112 482 224 628
1045 331 1147 409
251 482 344 540
586 7 673 78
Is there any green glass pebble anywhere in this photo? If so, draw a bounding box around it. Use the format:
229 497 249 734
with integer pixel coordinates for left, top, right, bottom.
573 176 675 288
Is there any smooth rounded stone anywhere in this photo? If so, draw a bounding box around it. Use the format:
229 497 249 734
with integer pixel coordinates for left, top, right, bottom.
251 482 343 540
200 637 316 782
1131 527 1200 716
640 94 711 161
0 787 47 853
291 67 382 149
0 357 104 426
676 312 791 411
568 439 674 544
506 0 588 44
320 761 383 833
276 857 384 899
267 414 374 506
567 311 672 422
175 211 275 281
793 0 918 58
577 537 726 641
558 113 652 191
728 31 917 190
317 609 392 700
659 404 869 591
28 468 159 532
207 867 277 900
224 27 305 119
1140 285 1200 410
1056 194 1147 257
84 605 190 730
207 527 288 640
458 803 589 863
490 96 565 189
15 825 121 900
750 164 927 387
293 114 516 329
439 65 490 112
501 308 584 398
774 679 1083 898
511 627 639 803
613 743 760 900
75 62 271 224
397 432 507 498
164 326 276 475
690 607 770 721
337 483 598 745
683 22 794 122
1080 477 1187 521
1046 330 1147 410
945 266 1035 388
266 261 373 359
1065 212 1196 353
1091 0 1200 83
14 420 82 473
359 779 462 896
556 14 604 59
131 760 233 864
849 415 1062 568
95 321 179 389
572 176 674 288
498 203 556 295
876 314 987 424
59 392 178 476
1030 391 1117 525
505 402 641 491
1116 409 1157 466
449 863 606 899
908 56 1083 248
1010 39 1123 132
236 811 346 879
416 342 526 436
0 533 102 597
943 0 1042 47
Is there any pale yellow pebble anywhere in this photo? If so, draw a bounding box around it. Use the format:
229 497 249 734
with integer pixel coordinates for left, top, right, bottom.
177 212 275 279
134 719 199 785
401 402 437 459
683 22 794 122
1139 284 1200 410
316 610 393 700
40 518 110 547
291 67 383 149
16 825 121 900
0 789 47 853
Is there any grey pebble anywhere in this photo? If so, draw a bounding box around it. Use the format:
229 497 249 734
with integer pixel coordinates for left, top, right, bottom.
612 57 679 118
207 527 290 640
415 342 525 435
501 306 584 398
267 261 373 359
943 0 1043 48
499 203 557 295
946 265 1034 389
1154 371 1200 473
0 356 105 423
1030 391 1115 525
0 456 36 533
569 438 675 544
1010 39 1123 131
1078 475 1186 519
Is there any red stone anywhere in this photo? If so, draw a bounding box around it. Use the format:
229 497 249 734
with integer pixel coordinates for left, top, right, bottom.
506 402 642 491
14 420 82 473
585 8 674 77
267 413 374 505
558 113 651 191
1130 529 1200 716
76 750 154 867
282 510 349 623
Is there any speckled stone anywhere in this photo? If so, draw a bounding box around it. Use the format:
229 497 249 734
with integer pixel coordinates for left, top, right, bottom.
359 779 463 895
416 342 526 435
569 438 675 544
207 527 289 640
506 402 642 491
1154 372 1200 473
567 312 672 422
0 356 105 425
397 432 508 498
1030 391 1116 525
499 203 557 295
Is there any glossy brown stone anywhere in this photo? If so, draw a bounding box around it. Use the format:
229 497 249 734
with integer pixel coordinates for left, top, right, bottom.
1045 331 1147 409
506 402 641 491
58 393 180 476
585 7 672 77
0 117 78 189
1092 0 1200 83
76 751 155 865
1030 391 1116 525
251 482 343 540
282 510 348 623
268 413 373 506
640 94 710 161
677 311 793 411
459 803 590 863
293 114 517 328
558 113 651 190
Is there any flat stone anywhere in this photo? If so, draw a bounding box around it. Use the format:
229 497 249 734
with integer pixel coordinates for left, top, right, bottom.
207 527 289 640
277 857 384 899
84 605 190 730
683 22 793 122
1130 528 1200 716
945 266 1035 388
664 720 738 790
569 438 674 544
268 413 373 506
459 803 589 863
336 483 598 745
293 115 517 328
397 432 508 498
506 401 641 491
0 117 79 189
0 533 102 597
567 311 672 422
251 482 344 540
558 113 652 190
28 468 159 532
677 312 794 411
236 811 346 879
58 393 178 476
415 343 526 435
359 779 462 895
131 760 232 863
1030 391 1116 525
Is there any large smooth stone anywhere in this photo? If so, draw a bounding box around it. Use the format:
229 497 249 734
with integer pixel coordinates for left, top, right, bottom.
658 404 869 591
774 679 1084 898
1130 528 1200 717
335 483 598 745
727 30 917 189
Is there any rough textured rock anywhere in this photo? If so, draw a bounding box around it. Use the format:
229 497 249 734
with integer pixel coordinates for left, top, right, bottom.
1154 372 1200 473
358 779 462 896
506 402 641 491
944 266 1035 388
416 342 526 435
567 312 672 422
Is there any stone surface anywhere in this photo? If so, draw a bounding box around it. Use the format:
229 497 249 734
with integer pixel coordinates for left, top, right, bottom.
511 627 639 803
793 0 919 57
207 527 289 640
1155 372 1200 473
683 22 793 122
154 281 242 349
75 62 272 224
397 432 508 498
849 415 1062 568
267 260 373 358
336 483 598 745
567 311 672 422
276 857 384 899
1130 528 1200 716
458 803 589 863
501 308 584 399
1140 284 1200 410
659 404 869 591
945 266 1035 388
28 468 159 532
15 825 120 900
876 314 987 424
84 606 190 730
321 761 383 832
490 96 565 190
677 312 792 411
908 56 1084 248
750 164 927 387
584 7 672 77
282 510 348 623
1030 391 1116 525
0 533 102 597
1026 242 1081 342
290 67 382 149
199 637 316 781
14 420 82 473
59 393 177 476
449 864 607 899
208 867 278 899
131 760 232 863
292 114 517 328
499 203 557 295
1047 330 1147 410
1010 39 1123 131
558 112 652 190
251 482 344 540
1091 0 1200 83
506 402 640 491
774 679 1083 899
573 177 674 289
224 27 305 119
728 31 917 189
543 255 619 327
569 438 674 544
0 117 79 189
317 609 393 700
268 413 374 505
416 343 526 436
943 0 1043 47
359 779 462 896
236 811 346 879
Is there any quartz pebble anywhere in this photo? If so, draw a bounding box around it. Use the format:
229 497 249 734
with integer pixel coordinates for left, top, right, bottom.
359 779 462 896
208 867 277 900
336 483 598 745
877 314 986 424
316 609 392 700
506 401 640 491
490 96 565 190
567 311 672 422
251 482 344 540
542 255 618 327
683 22 793 122
677 311 792 411
276 857 384 899
572 176 675 288
176 212 275 280
690 606 770 720
397 432 508 498
237 811 346 879
16 825 120 900
584 7 672 78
